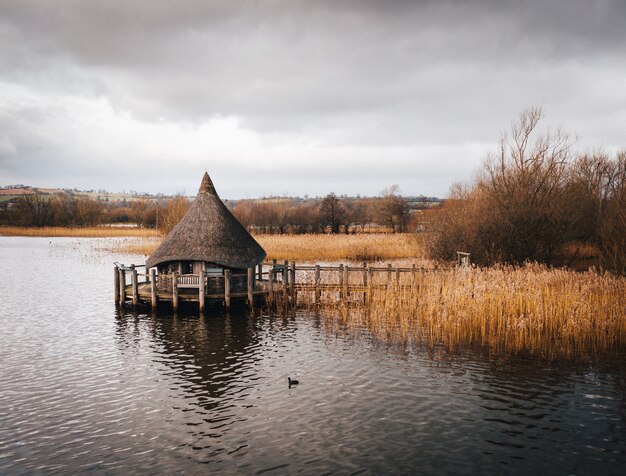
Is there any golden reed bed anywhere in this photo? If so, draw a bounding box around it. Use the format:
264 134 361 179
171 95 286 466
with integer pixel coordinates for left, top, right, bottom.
109 233 425 262
312 263 626 360
0 226 159 238
1 229 423 262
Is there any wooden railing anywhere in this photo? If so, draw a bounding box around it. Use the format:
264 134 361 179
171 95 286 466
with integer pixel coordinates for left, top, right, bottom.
115 259 448 311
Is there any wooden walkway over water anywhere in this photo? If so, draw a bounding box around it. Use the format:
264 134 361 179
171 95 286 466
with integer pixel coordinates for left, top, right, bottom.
115 260 439 313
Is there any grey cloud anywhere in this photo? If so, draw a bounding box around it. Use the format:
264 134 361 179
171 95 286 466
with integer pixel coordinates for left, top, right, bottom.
1 0 625 196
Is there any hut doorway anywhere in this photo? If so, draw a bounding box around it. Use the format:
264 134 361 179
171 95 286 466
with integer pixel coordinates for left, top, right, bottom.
181 261 193 274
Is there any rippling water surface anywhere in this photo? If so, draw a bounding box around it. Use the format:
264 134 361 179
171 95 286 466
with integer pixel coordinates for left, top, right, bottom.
0 237 625 475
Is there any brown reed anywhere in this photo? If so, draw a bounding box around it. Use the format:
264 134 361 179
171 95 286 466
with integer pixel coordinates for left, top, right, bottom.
258 233 423 261
111 232 425 261
310 263 626 360
0 226 159 238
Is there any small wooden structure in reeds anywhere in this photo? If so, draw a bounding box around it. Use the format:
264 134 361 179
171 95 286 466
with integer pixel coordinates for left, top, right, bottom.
115 172 267 311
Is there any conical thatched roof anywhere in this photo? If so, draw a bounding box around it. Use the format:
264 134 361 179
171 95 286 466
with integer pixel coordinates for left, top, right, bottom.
146 173 266 269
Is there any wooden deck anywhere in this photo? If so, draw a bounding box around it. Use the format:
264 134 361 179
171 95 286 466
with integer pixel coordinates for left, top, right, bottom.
115 260 446 313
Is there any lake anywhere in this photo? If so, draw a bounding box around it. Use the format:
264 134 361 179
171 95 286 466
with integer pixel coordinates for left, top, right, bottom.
0 237 624 475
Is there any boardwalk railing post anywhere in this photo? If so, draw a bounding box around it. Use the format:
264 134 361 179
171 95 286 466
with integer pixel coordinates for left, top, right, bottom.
338 264 344 299
119 269 126 305
224 269 231 310
198 272 205 313
344 266 350 299
247 267 254 309
114 266 120 304
268 269 274 303
289 262 296 300
412 264 417 287
150 268 157 309
314 265 321 304
172 272 179 311
395 267 400 288
362 262 367 303
283 260 288 296
387 263 392 289
131 266 139 307
366 266 372 304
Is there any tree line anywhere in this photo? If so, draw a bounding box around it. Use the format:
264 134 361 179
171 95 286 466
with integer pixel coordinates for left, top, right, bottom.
427 108 626 275
0 187 433 234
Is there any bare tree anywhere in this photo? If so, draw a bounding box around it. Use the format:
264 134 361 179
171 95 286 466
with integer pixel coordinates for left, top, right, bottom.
159 195 190 234
377 185 409 232
320 192 345 234
15 194 53 227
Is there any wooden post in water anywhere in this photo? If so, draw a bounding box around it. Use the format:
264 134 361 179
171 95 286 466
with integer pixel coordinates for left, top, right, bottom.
131 266 139 307
119 269 126 304
198 273 205 313
150 268 157 309
247 267 254 309
268 269 274 302
344 265 350 299
338 264 344 299
283 260 288 295
172 271 179 311
362 262 367 303
289 262 296 300
114 267 120 304
314 265 321 304
366 266 373 304
224 269 231 310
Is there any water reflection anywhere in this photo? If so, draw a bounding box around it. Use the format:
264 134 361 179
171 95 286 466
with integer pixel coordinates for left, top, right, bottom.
1 237 624 475
111 306 626 475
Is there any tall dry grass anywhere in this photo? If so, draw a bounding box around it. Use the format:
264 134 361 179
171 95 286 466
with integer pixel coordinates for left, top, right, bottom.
258 233 423 262
0 226 159 238
313 263 625 359
111 232 425 261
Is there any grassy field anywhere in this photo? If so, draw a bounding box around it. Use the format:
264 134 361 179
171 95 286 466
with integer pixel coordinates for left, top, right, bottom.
315 263 626 359
109 232 425 262
0 226 159 238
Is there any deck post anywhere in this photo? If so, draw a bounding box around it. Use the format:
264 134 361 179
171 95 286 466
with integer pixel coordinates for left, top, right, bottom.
387 263 392 288
114 267 120 304
282 260 288 295
344 265 350 299
289 262 296 299
362 262 367 302
338 264 344 299
172 271 179 311
150 268 157 309
314 265 321 304
257 263 262 281
119 269 126 304
224 269 231 310
131 266 139 307
268 269 274 302
366 266 372 304
247 267 254 308
198 273 205 313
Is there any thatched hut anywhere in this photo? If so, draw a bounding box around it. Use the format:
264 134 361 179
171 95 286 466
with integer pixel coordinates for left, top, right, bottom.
146 172 266 294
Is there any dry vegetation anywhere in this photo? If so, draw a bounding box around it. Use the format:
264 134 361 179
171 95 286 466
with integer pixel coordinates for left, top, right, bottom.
310 263 625 359
107 232 425 261
0 226 159 238
258 233 424 262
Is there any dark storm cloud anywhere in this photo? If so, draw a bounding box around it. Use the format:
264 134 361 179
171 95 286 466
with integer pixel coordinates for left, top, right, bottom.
1 0 625 195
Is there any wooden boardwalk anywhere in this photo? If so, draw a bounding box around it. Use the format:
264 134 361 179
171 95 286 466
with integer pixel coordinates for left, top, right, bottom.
115 260 438 313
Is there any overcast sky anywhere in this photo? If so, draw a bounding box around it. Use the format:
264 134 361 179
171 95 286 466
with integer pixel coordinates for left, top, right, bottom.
1 0 624 198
